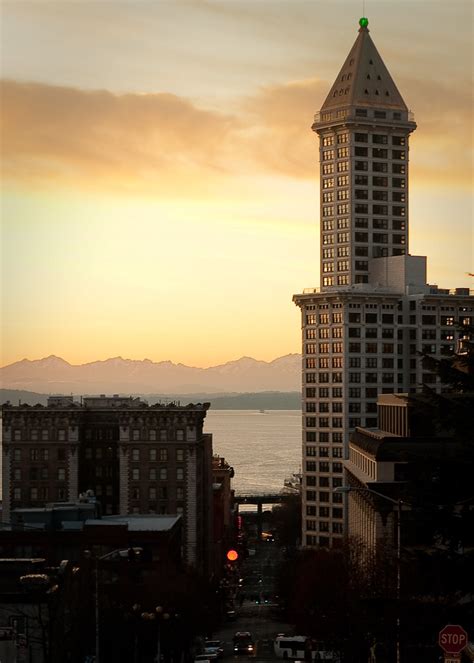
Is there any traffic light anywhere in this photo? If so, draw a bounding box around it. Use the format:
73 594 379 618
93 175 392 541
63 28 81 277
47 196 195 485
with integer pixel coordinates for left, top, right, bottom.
226 549 239 562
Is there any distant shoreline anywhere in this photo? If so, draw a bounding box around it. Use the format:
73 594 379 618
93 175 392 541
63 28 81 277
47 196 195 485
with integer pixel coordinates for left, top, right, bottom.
1 389 302 411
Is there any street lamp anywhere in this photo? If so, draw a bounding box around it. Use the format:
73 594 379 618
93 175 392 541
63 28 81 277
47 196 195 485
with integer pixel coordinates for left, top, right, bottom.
84 547 143 663
334 486 406 663
154 606 170 663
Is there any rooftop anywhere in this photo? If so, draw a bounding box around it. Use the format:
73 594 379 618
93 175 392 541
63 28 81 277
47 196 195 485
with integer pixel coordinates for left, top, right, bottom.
320 18 408 114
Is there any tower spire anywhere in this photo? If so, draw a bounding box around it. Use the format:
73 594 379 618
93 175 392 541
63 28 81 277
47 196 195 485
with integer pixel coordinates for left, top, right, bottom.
319 20 409 113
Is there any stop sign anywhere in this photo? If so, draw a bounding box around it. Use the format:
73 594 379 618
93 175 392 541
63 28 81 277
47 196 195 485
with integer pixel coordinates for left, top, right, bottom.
438 625 468 654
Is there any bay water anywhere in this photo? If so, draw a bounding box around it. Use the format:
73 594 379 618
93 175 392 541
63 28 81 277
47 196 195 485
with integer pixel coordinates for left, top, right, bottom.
0 410 302 498
205 410 302 495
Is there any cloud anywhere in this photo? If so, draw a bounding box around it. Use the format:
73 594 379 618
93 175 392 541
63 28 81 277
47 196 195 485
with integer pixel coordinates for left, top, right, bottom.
402 78 473 188
242 78 327 179
1 80 238 196
1 75 472 196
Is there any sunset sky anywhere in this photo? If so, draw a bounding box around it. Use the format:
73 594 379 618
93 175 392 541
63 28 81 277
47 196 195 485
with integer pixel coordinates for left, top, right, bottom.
1 0 472 368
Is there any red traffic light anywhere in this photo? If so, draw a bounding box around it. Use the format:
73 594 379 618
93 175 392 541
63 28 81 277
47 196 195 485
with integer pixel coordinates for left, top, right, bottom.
226 549 239 562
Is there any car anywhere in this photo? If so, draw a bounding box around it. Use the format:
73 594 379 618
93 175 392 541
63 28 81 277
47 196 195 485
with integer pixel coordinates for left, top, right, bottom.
233 632 255 655
205 641 224 658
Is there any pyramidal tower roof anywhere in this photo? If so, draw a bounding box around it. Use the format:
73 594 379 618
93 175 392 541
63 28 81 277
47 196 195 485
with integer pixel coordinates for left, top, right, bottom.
321 18 408 112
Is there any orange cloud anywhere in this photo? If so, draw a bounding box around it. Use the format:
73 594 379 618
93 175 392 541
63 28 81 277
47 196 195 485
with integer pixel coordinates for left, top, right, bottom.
242 78 327 179
1 80 238 196
1 75 471 195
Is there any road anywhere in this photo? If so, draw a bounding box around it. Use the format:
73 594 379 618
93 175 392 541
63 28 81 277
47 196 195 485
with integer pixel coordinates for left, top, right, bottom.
213 542 292 661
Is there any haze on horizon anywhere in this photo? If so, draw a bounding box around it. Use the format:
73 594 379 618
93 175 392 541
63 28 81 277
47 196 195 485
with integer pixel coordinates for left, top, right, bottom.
1 0 472 369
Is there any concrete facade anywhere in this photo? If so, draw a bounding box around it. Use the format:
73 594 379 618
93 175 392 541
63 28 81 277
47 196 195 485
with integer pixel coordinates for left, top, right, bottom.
293 19 474 548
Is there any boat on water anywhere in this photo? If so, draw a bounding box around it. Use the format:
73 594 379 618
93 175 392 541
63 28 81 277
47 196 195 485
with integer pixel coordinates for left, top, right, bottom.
258 409 266 414
283 470 302 492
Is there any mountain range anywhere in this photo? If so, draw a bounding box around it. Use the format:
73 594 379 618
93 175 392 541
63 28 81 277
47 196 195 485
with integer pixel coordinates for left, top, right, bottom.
0 354 302 394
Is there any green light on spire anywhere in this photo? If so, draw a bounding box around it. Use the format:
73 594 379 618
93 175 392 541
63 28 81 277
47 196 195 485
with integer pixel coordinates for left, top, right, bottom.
359 17 369 28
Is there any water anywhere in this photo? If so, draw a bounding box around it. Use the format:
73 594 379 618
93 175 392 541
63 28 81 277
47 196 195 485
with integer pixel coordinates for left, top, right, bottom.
205 410 302 495
0 410 302 499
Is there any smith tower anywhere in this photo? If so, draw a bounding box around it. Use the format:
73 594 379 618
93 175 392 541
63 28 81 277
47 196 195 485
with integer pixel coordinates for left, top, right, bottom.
314 17 416 289
294 18 473 549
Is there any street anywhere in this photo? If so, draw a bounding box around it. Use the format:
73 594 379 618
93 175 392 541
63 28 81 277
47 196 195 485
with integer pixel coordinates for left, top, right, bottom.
213 541 293 661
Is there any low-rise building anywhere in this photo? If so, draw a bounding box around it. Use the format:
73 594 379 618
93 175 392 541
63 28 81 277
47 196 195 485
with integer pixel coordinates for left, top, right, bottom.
1 396 213 574
345 394 473 553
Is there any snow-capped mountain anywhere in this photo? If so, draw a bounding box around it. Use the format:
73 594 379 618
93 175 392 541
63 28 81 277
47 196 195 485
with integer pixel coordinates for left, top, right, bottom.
0 354 302 394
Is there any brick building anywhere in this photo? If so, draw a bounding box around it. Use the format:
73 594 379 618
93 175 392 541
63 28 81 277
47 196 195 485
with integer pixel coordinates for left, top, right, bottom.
1 395 214 573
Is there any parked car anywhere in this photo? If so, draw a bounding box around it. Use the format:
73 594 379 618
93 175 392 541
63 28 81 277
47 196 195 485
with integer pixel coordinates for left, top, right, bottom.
205 640 224 659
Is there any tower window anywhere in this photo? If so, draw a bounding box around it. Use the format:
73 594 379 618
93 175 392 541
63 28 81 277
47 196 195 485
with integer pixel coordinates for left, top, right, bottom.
392 136 406 146
392 206 406 217
322 150 335 161
392 235 406 245
374 111 387 119
393 164 406 174
355 108 367 117
364 89 369 95
393 150 406 160
392 192 406 202
392 219 406 231
392 177 405 189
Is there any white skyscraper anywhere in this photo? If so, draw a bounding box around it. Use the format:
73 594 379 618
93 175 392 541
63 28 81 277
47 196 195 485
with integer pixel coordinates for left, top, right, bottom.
293 18 473 548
